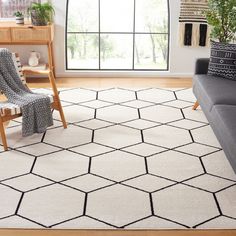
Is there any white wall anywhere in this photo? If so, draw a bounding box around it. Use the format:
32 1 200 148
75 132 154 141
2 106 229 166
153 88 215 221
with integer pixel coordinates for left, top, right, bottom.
1 0 210 77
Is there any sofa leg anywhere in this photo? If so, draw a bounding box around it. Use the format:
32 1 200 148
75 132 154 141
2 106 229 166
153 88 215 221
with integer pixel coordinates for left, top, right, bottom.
192 101 200 110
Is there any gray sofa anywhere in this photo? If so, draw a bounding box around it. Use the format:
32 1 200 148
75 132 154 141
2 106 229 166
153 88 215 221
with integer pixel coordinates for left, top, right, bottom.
193 58 236 173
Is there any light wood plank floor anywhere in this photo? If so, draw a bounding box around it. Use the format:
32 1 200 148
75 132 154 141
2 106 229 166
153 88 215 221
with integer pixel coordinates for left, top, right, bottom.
0 229 236 236
1 77 236 236
27 77 193 88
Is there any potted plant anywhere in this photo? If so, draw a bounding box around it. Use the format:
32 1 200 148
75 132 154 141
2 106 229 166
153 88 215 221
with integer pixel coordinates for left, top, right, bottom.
14 11 24 24
28 2 55 26
205 0 236 43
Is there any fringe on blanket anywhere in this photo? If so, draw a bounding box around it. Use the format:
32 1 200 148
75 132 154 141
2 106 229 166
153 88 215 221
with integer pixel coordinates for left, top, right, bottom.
179 0 210 47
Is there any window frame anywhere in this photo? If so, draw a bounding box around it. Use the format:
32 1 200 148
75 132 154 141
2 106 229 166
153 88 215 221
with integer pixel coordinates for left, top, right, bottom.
65 0 170 71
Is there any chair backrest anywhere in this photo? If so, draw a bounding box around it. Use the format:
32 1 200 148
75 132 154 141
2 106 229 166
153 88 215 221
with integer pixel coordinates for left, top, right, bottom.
0 53 26 95
12 53 27 85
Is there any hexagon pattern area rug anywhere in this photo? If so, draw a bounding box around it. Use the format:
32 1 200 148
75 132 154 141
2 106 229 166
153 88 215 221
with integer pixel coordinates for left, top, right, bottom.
0 87 236 230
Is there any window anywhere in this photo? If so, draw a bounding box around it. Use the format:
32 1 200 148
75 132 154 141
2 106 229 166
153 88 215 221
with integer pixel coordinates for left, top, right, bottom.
0 0 40 18
66 0 169 71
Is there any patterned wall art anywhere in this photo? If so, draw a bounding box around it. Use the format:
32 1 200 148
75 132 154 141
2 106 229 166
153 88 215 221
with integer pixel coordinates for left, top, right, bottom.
179 0 210 47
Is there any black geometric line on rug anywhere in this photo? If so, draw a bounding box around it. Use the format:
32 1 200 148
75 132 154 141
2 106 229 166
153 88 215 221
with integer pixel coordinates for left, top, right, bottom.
0 181 23 193
193 215 222 228
214 183 236 194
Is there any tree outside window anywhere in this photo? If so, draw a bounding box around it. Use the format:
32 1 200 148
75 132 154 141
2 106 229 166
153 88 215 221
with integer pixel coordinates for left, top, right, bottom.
0 0 41 18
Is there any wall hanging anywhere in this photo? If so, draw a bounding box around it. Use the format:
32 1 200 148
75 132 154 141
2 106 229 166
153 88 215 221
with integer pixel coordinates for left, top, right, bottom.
179 0 210 47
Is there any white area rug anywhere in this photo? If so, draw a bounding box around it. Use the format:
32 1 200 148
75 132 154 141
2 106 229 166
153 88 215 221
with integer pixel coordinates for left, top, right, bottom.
0 88 236 229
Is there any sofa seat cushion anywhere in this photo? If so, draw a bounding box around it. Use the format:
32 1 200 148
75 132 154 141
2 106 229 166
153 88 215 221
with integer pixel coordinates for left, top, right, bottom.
193 74 236 111
211 105 236 168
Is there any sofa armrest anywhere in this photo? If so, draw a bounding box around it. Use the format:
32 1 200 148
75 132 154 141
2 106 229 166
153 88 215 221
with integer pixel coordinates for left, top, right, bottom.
195 58 210 75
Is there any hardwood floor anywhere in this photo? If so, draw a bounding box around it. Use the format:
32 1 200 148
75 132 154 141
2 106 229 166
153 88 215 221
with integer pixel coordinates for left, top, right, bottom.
1 77 235 236
26 77 193 88
0 229 236 236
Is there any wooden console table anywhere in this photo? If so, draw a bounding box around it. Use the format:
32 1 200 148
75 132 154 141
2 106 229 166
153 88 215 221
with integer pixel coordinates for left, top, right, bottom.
0 21 55 76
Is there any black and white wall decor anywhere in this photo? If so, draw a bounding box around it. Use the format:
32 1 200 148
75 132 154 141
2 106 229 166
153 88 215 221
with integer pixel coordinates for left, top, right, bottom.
179 0 210 47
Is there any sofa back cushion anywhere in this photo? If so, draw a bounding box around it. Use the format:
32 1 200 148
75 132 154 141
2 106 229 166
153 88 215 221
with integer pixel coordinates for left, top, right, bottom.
208 41 236 81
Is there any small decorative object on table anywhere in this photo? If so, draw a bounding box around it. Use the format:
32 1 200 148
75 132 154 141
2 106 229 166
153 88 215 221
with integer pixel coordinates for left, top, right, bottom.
28 2 55 26
28 51 41 67
14 11 24 24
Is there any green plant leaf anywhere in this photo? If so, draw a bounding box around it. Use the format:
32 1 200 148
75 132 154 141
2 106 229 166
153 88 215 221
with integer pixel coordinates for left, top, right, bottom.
28 1 55 25
205 0 236 43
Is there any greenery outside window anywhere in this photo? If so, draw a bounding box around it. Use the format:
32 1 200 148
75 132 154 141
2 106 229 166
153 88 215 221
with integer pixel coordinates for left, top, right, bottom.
0 0 41 18
66 0 170 71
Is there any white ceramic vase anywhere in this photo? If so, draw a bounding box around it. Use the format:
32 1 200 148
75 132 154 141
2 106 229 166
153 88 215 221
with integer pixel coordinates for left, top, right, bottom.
28 51 41 67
